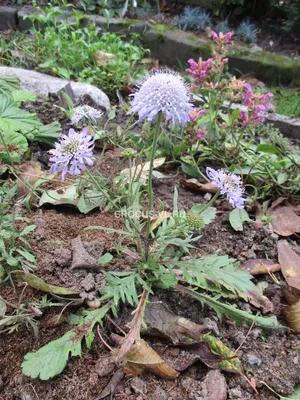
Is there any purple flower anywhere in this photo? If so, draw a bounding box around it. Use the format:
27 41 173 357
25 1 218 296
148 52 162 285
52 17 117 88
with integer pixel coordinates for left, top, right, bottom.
49 128 95 181
71 105 103 125
206 167 245 209
128 70 193 127
63 9 69 15
96 26 102 32
29 31 34 36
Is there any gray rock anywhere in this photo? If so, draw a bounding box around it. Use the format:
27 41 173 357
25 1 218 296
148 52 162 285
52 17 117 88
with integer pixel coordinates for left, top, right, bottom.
0 67 110 110
54 248 72 268
154 386 168 400
81 273 95 291
247 354 262 366
206 370 227 400
0 6 17 30
130 376 147 395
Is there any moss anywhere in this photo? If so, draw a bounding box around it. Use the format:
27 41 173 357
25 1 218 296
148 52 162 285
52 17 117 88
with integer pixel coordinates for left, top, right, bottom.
124 18 139 25
152 23 174 33
187 35 197 42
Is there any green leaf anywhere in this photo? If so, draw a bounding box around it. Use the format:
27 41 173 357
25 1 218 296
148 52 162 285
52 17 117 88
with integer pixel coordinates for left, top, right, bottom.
77 189 106 214
16 248 36 263
256 144 280 154
12 271 79 295
19 224 36 237
97 253 113 265
286 385 300 399
190 205 216 225
229 209 251 231
0 94 41 136
0 130 28 163
0 76 20 96
159 273 177 287
34 121 62 146
12 90 37 103
178 286 278 329
178 254 257 300
202 333 242 373
180 159 200 178
0 298 7 316
22 304 111 380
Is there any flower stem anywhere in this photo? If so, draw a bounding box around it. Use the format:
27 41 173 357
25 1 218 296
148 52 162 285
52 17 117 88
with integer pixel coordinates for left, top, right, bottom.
145 112 162 241
198 191 220 214
85 169 117 210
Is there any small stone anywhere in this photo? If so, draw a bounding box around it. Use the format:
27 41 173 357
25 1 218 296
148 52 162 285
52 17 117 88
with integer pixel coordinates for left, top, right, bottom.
228 388 243 398
203 317 219 336
130 376 147 395
272 360 280 367
33 217 46 227
204 193 212 201
81 273 95 291
154 386 168 400
293 356 299 365
247 354 262 366
54 248 72 268
125 387 132 395
206 370 227 400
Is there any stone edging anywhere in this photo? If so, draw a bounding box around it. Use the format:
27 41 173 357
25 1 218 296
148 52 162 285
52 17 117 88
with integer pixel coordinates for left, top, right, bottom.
0 5 299 138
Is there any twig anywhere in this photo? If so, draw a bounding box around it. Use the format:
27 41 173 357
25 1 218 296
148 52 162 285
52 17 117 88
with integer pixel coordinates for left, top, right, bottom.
234 316 256 355
106 315 127 336
97 325 113 352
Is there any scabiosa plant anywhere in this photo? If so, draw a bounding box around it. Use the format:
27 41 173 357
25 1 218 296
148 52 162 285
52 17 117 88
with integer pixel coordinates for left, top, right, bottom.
49 128 95 181
128 70 192 242
236 20 258 43
206 167 245 209
71 105 103 126
128 70 193 127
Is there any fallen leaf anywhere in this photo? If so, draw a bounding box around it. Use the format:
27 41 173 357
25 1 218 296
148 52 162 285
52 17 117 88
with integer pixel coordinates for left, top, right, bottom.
172 342 222 371
12 271 79 295
150 211 172 232
120 158 166 183
112 335 179 379
202 333 242 374
206 370 227 400
267 198 300 236
238 259 281 275
282 299 300 333
143 301 205 344
247 291 274 314
278 241 300 291
93 50 115 67
180 179 218 194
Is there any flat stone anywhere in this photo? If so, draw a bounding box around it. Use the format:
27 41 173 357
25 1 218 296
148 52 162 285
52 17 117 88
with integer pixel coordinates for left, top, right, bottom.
206 370 227 400
87 15 146 35
0 67 110 110
17 6 38 31
0 6 17 30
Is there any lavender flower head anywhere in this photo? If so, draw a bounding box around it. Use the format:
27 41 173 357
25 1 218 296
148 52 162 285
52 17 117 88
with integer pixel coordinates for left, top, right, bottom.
71 105 103 126
128 70 193 127
206 167 245 209
49 128 95 181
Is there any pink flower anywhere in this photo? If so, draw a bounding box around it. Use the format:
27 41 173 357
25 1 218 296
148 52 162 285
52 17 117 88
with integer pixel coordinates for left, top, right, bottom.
241 84 274 126
188 109 206 121
195 128 207 139
211 31 233 45
186 58 214 84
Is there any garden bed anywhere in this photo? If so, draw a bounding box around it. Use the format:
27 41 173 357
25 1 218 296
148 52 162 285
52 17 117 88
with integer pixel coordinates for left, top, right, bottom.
0 5 300 400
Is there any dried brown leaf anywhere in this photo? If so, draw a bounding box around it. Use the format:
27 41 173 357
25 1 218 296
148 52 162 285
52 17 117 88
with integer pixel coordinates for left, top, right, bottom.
123 339 179 379
180 179 218 194
247 291 274 314
278 240 300 291
282 300 300 332
143 301 205 344
268 198 300 236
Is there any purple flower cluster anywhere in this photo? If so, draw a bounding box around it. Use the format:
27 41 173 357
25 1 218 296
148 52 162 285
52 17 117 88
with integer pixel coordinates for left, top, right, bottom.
71 105 103 126
240 83 274 127
128 70 193 127
49 128 95 181
206 167 245 209
186 57 213 85
211 30 233 45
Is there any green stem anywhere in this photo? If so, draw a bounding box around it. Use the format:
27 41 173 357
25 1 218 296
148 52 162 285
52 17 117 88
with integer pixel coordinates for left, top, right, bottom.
198 191 220 214
85 169 117 210
145 112 162 241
